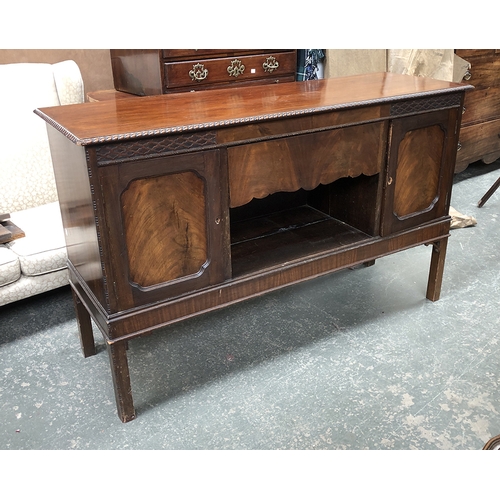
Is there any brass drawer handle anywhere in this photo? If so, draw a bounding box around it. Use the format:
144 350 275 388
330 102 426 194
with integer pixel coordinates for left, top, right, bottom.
463 70 472 81
227 59 245 77
263 56 279 73
189 63 208 82
457 141 462 151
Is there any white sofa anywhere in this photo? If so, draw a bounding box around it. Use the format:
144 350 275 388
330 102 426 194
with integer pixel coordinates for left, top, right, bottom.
0 61 84 307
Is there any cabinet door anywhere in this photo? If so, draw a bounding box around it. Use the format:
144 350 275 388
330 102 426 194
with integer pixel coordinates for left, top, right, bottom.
381 109 459 236
98 150 230 312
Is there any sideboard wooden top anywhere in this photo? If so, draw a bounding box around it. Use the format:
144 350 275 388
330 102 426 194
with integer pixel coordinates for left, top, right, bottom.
35 72 472 146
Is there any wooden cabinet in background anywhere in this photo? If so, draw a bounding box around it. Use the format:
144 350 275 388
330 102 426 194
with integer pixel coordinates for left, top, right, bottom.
110 49 297 95
455 49 500 172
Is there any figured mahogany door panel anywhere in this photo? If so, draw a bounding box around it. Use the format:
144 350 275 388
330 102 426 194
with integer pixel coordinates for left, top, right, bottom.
382 109 459 236
97 149 230 313
227 122 387 208
393 124 442 216
121 171 208 287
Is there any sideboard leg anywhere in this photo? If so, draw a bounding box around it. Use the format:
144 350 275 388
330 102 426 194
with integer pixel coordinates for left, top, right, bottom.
71 289 96 358
426 238 448 302
107 341 136 423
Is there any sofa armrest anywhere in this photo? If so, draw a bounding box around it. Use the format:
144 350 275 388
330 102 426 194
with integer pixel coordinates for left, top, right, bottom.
53 60 85 105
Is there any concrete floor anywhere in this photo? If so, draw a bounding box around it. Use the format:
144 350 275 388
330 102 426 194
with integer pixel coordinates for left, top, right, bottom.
1 160 499 451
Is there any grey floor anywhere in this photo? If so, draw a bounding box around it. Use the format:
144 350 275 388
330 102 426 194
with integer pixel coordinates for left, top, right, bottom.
1 160 499 451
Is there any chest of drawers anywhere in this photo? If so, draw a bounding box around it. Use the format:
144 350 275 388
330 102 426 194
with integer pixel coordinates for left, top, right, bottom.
455 49 500 171
110 49 297 95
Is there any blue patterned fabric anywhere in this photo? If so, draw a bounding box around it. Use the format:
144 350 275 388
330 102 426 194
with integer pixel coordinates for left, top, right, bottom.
296 49 325 81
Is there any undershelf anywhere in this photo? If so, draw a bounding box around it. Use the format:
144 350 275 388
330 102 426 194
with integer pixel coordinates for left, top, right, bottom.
230 205 372 278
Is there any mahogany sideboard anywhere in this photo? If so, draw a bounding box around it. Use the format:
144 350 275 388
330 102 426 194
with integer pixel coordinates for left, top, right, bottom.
35 72 472 422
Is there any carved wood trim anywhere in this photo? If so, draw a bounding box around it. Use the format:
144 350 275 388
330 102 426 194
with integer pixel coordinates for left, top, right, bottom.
94 131 218 165
390 94 462 116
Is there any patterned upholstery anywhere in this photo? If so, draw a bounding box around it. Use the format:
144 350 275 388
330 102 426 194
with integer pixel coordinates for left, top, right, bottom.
0 246 20 287
0 61 84 306
7 202 67 277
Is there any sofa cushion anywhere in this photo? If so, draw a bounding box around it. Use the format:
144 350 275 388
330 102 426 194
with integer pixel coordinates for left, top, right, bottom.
7 202 67 276
0 269 69 307
0 245 21 287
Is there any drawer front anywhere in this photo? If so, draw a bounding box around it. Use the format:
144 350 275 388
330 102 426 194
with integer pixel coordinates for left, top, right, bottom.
461 54 500 88
456 118 500 166
462 85 500 125
162 49 278 60
164 51 296 90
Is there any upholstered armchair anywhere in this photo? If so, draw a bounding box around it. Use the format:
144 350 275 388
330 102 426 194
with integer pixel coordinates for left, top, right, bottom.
0 60 84 306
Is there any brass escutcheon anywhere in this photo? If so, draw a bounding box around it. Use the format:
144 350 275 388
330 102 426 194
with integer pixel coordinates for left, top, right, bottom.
189 63 208 82
227 59 245 77
263 56 279 73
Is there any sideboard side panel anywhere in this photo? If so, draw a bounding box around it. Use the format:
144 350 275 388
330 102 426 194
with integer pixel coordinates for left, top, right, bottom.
46 126 106 306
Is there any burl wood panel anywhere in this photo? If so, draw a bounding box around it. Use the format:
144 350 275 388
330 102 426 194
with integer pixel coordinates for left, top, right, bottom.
227 122 385 208
121 171 208 287
393 125 443 217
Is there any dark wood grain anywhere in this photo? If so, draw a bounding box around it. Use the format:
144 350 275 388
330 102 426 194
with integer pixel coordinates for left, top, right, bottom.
227 122 386 208
121 171 208 287
393 124 443 216
381 108 459 236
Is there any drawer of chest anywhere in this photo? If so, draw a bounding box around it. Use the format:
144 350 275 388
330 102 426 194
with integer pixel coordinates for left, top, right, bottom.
457 118 500 160
163 51 297 90
461 53 500 89
162 49 275 61
462 85 500 125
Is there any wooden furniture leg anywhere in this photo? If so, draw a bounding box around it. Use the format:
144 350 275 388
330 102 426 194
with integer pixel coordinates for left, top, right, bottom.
426 238 448 302
478 176 500 208
106 341 136 423
71 288 96 358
